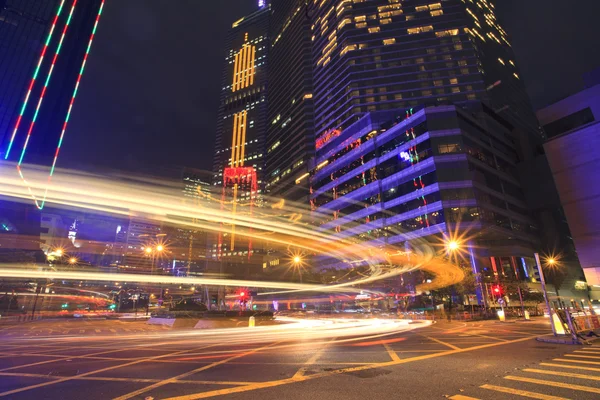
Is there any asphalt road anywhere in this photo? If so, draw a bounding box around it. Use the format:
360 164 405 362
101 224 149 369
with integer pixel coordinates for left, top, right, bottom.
0 317 598 400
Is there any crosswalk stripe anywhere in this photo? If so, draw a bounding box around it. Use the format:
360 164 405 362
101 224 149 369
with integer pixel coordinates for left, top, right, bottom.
554 358 600 365
540 362 600 372
574 350 600 354
564 354 600 360
480 384 569 400
505 375 600 394
523 368 600 381
449 395 480 400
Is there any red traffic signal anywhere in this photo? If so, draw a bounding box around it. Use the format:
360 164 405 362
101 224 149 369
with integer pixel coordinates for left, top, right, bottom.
492 285 503 296
239 291 245 297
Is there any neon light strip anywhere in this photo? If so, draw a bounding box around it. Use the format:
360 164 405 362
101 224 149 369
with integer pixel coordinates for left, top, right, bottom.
18 0 79 165
18 0 105 210
4 0 67 159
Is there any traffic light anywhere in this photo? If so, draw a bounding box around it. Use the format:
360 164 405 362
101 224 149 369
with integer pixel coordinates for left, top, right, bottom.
211 294 218 304
109 304 116 310
61 303 68 309
492 285 503 297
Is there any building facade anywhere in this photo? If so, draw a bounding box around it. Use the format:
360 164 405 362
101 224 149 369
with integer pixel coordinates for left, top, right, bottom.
212 3 270 261
311 104 539 283
308 0 539 144
1 0 104 166
265 0 315 203
538 82 600 294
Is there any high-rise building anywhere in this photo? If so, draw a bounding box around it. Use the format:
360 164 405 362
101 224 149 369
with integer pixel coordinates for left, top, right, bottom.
537 80 600 297
307 0 546 304
265 0 315 203
308 0 539 141
0 0 105 248
212 2 270 261
1 0 104 170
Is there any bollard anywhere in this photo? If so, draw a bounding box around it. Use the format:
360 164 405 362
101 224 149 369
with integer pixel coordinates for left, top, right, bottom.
497 310 505 322
249 316 255 327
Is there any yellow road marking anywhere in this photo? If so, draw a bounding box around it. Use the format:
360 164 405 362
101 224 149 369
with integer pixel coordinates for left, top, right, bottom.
419 334 460 350
113 341 283 400
565 354 600 359
0 344 217 398
524 368 600 381
383 343 401 362
505 375 600 394
163 335 538 400
292 339 334 379
541 362 600 372
574 350 600 354
554 358 600 365
0 372 252 385
449 395 480 400
480 384 570 400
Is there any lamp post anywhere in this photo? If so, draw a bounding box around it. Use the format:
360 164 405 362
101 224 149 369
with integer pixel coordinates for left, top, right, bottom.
293 255 303 283
534 252 557 336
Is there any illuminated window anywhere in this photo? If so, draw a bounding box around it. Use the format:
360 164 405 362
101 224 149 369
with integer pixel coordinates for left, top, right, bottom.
356 22 367 28
449 77 458 84
430 10 443 16
355 15 366 22
340 44 357 56
429 3 442 10
416 57 424 64
380 18 391 24
394 93 403 100
513 72 519 79
369 27 380 33
458 60 467 66
359 43 369 49
406 15 414 21
415 5 428 12
467 93 476 100
451 87 460 93
407 25 433 34
461 68 469 75
454 43 463 50
338 18 352 30
383 38 396 45
379 12 391 18
433 80 443 86
435 29 459 37
422 90 432 96
498 58 505 65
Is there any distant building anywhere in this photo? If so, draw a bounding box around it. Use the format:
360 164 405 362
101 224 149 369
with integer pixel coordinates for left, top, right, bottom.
265 0 315 203
212 3 270 262
537 82 600 295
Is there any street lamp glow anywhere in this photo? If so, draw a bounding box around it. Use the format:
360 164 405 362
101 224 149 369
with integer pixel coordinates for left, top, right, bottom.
447 241 460 251
547 258 556 265
55 248 63 256
69 257 77 264
145 247 152 254
293 256 302 264
156 244 164 252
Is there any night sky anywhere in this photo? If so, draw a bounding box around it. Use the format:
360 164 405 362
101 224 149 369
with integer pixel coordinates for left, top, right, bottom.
62 0 600 176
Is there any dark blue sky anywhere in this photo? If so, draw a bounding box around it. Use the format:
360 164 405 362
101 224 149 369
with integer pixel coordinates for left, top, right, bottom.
62 0 600 176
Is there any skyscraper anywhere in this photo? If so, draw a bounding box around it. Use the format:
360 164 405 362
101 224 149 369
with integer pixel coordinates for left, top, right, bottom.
309 0 539 140
212 2 270 260
1 0 104 173
265 0 315 203
307 0 543 303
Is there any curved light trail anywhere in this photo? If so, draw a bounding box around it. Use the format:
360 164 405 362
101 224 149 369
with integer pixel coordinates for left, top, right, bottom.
0 162 465 296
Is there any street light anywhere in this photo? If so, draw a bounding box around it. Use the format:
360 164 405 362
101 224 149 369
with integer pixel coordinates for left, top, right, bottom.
55 248 64 257
144 247 152 254
69 257 77 265
156 244 164 252
293 256 302 264
447 241 460 252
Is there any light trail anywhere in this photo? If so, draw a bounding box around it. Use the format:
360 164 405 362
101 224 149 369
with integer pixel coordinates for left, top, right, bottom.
13 317 431 347
0 162 465 294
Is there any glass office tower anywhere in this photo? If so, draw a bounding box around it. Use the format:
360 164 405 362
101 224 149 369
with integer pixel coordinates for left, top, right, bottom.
212 4 270 261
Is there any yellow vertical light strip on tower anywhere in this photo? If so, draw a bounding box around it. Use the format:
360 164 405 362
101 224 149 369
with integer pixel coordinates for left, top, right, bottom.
233 52 240 92
243 44 250 89
239 110 247 165
234 111 242 166
238 45 246 91
230 112 239 166
249 45 256 86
